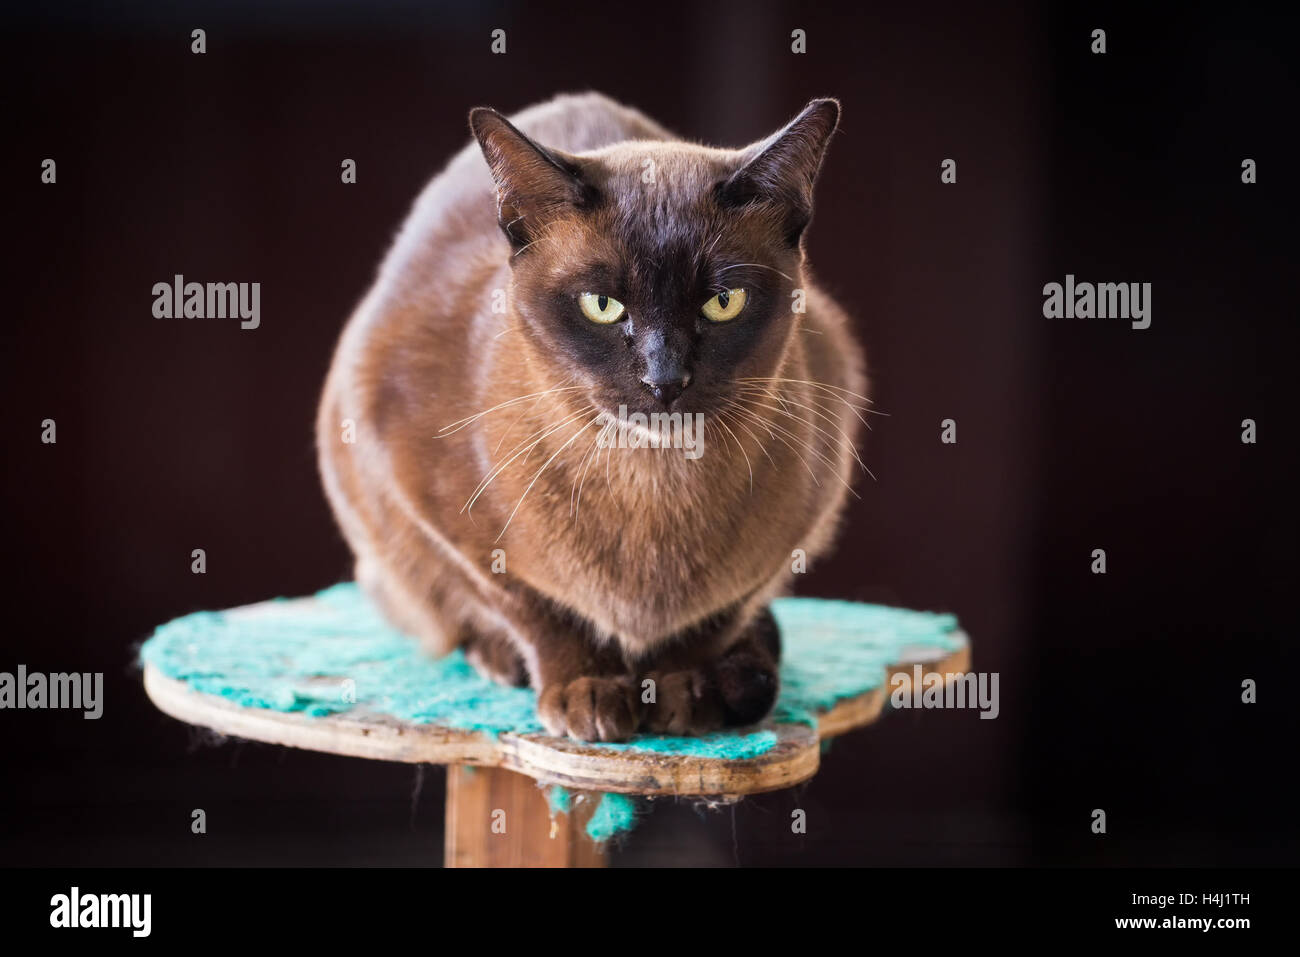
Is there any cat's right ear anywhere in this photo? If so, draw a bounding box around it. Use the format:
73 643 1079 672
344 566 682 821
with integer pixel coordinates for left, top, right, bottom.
717 98 841 247
469 108 596 249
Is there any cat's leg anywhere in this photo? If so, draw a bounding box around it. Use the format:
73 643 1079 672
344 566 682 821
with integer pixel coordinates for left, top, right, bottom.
463 629 528 687
359 544 635 737
365 552 639 741
515 600 644 742
368 557 532 688
356 555 452 650
639 607 782 736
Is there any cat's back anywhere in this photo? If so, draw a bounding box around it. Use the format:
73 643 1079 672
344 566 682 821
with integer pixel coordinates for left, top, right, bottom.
493 91 675 155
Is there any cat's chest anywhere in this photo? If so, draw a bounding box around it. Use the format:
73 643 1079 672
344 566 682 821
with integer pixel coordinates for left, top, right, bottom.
507 448 797 617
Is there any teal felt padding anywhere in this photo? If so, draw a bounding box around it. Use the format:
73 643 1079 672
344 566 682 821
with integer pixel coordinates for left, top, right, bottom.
545 786 639 843
585 793 639 844
771 597 962 725
140 582 962 760
546 785 571 816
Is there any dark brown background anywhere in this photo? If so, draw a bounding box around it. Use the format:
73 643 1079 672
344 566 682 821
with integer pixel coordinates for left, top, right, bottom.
3 0 1295 866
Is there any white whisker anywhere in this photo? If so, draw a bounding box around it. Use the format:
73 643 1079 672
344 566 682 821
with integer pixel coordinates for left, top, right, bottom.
497 412 603 542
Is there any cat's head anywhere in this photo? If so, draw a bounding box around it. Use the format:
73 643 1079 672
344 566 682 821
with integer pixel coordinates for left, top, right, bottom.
469 98 840 417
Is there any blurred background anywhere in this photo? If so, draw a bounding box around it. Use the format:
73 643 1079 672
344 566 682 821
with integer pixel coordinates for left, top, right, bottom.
2 0 1296 866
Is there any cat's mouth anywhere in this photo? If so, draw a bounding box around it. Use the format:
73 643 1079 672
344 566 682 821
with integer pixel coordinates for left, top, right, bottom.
600 396 694 417
589 384 693 418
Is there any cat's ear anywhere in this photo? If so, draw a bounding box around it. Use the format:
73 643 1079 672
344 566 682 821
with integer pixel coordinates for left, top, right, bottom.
469 107 596 249
717 98 840 245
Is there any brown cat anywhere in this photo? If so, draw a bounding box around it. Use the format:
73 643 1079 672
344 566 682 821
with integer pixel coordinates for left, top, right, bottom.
316 92 867 742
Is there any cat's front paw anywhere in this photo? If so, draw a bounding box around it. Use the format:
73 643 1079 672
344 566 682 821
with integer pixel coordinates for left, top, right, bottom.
712 652 780 726
642 669 726 736
537 676 641 743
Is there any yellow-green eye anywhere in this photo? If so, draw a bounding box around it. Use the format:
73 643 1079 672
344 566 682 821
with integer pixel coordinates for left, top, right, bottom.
578 292 626 324
701 288 748 322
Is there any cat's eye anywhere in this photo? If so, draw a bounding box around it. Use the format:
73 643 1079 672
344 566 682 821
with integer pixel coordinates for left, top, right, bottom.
578 293 626 324
701 288 748 322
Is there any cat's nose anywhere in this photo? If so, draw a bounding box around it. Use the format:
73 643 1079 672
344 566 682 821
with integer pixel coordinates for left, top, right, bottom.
640 372 691 406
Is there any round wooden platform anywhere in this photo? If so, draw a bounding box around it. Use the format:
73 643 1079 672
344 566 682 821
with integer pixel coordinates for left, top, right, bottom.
143 629 969 797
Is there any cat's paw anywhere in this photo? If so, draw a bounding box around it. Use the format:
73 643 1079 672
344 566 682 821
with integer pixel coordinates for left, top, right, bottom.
537 676 641 743
642 669 726 736
712 652 780 726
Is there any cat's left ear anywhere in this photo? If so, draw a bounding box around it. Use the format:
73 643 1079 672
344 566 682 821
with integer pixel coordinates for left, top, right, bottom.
718 98 841 246
469 107 597 249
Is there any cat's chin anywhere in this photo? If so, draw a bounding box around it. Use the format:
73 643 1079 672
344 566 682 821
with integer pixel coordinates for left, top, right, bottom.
593 405 708 455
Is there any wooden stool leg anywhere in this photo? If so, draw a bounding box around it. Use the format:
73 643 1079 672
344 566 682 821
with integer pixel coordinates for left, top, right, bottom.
444 766 608 868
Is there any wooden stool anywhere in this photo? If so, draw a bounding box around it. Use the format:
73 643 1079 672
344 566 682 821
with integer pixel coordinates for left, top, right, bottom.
141 584 970 867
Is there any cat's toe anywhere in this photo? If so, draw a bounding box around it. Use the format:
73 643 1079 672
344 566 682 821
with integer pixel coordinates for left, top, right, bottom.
643 669 724 736
536 684 569 737
538 676 640 743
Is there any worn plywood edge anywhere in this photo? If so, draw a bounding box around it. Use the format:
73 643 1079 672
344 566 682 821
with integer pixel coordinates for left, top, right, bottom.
143 666 497 764
815 629 971 739
499 724 819 796
143 665 818 796
143 626 969 796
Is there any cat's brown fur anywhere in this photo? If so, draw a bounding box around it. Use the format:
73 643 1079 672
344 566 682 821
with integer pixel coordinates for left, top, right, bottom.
317 92 866 741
